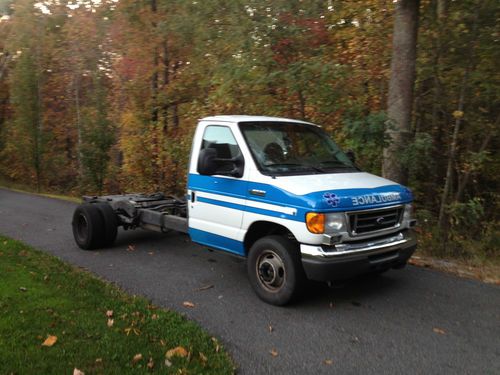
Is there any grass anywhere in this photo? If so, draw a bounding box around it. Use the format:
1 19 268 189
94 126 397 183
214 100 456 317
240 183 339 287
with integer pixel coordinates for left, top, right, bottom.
0 177 80 203
0 235 235 374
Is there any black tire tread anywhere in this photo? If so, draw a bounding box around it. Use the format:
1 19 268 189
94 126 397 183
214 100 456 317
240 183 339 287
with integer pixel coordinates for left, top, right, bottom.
94 203 118 247
72 204 106 250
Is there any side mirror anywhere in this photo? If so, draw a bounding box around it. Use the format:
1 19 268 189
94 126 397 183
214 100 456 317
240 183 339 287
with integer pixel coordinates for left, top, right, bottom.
346 149 356 164
198 148 218 175
198 148 245 178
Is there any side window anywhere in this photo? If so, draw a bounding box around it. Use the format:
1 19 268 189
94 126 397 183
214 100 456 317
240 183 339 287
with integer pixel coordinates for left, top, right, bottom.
201 125 245 177
201 126 241 159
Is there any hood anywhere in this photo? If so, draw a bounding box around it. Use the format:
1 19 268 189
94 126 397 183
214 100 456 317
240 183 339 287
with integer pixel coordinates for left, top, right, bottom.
249 172 413 213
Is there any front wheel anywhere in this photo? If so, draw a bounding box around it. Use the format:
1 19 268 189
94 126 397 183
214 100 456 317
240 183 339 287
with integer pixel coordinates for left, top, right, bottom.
247 235 305 306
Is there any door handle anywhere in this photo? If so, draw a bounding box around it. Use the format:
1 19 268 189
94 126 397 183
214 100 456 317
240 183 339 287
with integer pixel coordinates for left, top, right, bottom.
249 189 266 197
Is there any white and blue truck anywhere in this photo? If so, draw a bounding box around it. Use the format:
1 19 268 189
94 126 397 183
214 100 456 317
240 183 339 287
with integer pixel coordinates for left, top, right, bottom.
72 115 417 305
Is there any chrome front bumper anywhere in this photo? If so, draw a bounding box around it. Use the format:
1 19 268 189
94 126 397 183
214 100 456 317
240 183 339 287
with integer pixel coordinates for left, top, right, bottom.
300 230 417 282
301 230 417 260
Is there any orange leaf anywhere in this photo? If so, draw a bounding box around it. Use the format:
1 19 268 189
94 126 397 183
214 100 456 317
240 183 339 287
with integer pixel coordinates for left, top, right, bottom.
166 346 188 359
433 327 446 335
42 335 57 347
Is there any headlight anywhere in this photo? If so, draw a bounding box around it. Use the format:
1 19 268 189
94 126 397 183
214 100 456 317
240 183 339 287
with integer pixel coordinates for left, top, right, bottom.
403 204 414 221
403 204 417 227
306 212 346 234
325 212 346 233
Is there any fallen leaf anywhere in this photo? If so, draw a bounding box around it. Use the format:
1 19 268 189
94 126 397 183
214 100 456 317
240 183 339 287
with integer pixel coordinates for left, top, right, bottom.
73 368 85 375
147 357 154 369
106 310 113 317
452 110 464 119
160 339 166 346
324 359 334 365
19 287 27 292
132 353 143 363
124 327 141 336
127 245 136 251
107 319 114 327
151 314 159 320
199 352 208 363
211 337 220 352
270 349 278 357
433 327 446 335
195 284 214 291
164 359 172 367
43 275 49 281
183 301 195 308
166 346 188 359
95 358 103 363
42 335 57 347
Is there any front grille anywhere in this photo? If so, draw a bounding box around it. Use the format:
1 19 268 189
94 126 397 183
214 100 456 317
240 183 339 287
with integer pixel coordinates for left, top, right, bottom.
348 206 403 236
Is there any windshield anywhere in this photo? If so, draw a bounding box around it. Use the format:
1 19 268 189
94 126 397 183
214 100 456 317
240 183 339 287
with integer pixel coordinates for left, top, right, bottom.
239 121 358 176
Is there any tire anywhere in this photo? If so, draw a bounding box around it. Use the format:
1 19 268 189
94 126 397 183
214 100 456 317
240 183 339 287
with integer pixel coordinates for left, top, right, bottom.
247 235 306 306
94 203 118 247
72 204 106 250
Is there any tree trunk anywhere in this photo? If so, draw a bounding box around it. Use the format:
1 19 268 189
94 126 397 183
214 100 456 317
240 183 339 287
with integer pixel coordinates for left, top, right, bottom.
437 5 480 232
73 75 83 179
383 0 420 184
161 39 169 134
454 115 498 202
151 0 159 124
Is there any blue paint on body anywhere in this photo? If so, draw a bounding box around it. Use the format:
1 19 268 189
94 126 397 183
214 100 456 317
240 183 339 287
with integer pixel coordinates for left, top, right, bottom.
188 228 245 256
187 173 413 254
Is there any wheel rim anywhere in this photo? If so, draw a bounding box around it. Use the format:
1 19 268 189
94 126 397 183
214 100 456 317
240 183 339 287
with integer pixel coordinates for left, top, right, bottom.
76 213 89 242
256 250 286 292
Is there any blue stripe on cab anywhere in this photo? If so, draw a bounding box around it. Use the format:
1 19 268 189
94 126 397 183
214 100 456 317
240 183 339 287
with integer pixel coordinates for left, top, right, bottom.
189 228 245 255
197 196 299 221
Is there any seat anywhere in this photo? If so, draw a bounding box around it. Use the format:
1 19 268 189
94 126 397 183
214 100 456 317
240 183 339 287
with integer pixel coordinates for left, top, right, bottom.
264 142 285 163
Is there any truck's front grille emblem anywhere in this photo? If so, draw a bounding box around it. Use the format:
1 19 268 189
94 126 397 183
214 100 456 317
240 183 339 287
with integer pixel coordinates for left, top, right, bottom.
348 206 403 236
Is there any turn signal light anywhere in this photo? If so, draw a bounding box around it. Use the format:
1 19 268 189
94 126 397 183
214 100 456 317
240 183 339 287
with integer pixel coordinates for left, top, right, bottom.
306 212 325 234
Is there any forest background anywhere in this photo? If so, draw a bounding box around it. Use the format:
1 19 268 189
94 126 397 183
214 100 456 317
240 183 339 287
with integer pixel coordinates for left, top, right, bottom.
0 0 498 266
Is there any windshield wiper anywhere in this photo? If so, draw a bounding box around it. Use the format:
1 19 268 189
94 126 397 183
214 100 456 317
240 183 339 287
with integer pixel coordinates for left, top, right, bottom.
265 163 327 173
319 160 355 169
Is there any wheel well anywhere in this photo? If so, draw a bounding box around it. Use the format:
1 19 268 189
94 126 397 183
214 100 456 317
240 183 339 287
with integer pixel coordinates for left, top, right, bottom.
244 221 297 255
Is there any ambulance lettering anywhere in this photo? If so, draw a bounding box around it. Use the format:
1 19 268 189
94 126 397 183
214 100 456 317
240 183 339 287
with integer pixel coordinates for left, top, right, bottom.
351 192 401 206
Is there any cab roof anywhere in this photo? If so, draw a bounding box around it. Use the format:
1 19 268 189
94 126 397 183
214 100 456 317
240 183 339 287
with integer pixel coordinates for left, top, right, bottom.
199 115 319 127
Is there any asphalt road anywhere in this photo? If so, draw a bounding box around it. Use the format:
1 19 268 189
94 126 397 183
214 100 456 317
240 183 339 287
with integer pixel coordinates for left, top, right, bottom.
1 188 499 374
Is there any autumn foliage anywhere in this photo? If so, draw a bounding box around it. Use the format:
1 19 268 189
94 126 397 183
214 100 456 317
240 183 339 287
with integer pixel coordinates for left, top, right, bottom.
0 0 498 257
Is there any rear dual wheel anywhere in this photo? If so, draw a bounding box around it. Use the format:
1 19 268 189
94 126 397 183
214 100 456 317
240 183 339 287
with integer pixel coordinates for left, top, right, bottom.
72 203 118 250
247 235 305 306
